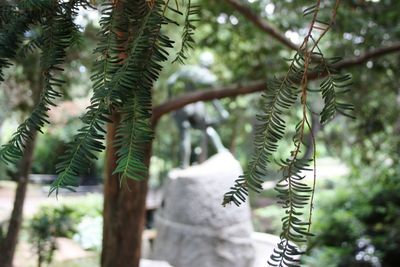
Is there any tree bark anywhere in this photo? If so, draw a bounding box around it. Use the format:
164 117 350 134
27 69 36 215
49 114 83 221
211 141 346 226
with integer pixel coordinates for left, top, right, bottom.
101 112 151 267
0 131 37 267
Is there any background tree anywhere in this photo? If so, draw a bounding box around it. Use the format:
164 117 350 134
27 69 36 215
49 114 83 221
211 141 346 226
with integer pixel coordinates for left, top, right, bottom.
0 50 43 267
0 5 95 266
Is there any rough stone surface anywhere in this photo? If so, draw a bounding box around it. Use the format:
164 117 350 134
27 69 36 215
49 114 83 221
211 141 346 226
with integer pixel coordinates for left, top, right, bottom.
152 152 255 267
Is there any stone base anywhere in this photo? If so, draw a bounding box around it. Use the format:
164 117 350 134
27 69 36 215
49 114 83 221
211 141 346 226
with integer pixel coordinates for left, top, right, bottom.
152 152 255 267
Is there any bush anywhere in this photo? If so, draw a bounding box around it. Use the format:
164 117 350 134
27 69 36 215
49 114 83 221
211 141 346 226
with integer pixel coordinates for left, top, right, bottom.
305 161 400 267
29 211 58 267
27 195 102 266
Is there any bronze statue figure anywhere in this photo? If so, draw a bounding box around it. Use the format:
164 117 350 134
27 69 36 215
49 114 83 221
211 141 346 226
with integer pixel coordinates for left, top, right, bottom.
168 54 229 168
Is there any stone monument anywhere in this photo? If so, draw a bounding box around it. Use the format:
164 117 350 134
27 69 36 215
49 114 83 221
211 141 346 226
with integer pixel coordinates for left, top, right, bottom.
151 151 255 267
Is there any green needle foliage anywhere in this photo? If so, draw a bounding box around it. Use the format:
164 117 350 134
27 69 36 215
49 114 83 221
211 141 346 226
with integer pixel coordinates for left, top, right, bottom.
319 58 354 124
0 0 198 194
222 2 354 266
173 0 199 64
113 2 174 181
0 1 38 82
0 0 83 164
269 157 313 266
268 132 314 266
51 0 177 194
222 54 304 207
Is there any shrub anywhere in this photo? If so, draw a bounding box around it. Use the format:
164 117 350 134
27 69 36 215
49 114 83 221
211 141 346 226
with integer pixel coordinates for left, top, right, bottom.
27 195 102 266
305 162 400 267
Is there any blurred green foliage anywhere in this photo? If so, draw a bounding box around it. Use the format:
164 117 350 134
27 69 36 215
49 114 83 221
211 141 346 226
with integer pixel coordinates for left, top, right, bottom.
31 124 105 179
27 195 102 266
29 204 79 267
29 213 57 267
32 135 65 175
305 150 400 267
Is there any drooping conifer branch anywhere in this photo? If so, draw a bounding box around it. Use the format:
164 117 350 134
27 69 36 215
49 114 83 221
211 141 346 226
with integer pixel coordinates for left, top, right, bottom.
0 1 81 165
172 0 199 64
113 0 174 182
50 0 178 194
268 2 349 266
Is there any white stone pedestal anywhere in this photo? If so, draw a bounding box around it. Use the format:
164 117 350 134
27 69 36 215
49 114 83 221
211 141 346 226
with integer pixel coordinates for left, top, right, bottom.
152 152 255 267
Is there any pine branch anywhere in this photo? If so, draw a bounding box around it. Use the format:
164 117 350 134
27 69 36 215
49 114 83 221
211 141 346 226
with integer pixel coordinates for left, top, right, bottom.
317 53 354 124
269 155 313 266
268 2 347 266
0 3 77 165
50 105 110 194
49 1 126 194
172 0 199 64
222 54 304 206
114 0 174 181
0 7 32 82
50 0 175 193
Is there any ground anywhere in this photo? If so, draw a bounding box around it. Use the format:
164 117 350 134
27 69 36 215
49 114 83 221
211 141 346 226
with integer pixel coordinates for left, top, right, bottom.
0 181 99 267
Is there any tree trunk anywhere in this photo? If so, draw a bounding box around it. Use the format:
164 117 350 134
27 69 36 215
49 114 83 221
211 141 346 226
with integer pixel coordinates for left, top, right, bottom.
101 112 151 267
0 131 37 267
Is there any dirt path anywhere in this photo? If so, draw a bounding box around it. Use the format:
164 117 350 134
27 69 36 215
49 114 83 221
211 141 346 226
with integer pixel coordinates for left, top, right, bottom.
0 181 102 220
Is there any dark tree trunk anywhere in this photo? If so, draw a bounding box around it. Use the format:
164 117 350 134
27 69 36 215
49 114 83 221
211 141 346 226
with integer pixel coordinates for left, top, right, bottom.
0 132 37 267
101 112 151 267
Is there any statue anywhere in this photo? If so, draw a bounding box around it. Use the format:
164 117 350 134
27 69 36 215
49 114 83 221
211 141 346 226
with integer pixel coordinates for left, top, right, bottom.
167 52 229 168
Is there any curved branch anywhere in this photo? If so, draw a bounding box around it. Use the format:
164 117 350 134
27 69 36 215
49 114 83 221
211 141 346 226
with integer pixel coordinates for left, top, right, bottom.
152 42 400 125
335 41 400 68
222 0 400 64
223 0 299 51
152 80 266 125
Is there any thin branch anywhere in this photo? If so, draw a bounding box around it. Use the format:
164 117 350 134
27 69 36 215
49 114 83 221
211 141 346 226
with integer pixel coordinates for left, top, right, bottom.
335 41 400 68
222 0 400 65
152 80 266 124
223 0 299 51
152 42 400 125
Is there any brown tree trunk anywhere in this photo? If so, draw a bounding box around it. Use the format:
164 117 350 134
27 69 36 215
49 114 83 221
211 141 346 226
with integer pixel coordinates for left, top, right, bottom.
101 112 151 267
0 131 37 267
